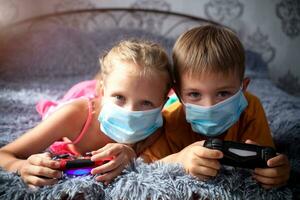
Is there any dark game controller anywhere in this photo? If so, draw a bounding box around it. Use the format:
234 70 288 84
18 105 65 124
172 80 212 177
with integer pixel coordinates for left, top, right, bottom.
204 138 276 169
52 153 112 176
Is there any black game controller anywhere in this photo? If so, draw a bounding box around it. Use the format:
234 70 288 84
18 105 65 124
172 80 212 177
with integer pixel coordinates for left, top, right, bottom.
204 138 276 168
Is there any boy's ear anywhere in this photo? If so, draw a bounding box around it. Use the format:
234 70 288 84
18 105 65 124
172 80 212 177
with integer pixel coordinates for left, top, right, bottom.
242 77 250 91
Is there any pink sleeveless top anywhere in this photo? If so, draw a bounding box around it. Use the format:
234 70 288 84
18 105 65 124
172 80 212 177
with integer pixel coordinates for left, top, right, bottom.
36 80 98 156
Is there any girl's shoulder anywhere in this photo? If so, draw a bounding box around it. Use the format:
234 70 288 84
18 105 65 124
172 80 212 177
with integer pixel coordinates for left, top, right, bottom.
67 97 101 118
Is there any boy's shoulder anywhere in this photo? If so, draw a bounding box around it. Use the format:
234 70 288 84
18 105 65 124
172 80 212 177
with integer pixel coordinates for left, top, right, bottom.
244 91 260 101
242 91 266 119
244 91 263 108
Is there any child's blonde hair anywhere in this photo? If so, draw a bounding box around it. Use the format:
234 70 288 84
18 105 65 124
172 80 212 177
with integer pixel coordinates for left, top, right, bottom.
99 39 172 93
172 25 245 85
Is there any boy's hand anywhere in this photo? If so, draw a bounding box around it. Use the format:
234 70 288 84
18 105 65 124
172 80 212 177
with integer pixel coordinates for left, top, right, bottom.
19 152 62 188
90 143 136 184
254 154 290 189
245 139 290 189
176 140 223 181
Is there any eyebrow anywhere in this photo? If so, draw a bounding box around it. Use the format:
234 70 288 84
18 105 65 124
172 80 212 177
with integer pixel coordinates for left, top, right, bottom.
182 86 237 92
182 88 200 93
216 86 237 91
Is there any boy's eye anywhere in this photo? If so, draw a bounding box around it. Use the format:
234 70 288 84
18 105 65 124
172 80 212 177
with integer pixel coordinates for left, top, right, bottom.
141 100 154 108
217 91 231 98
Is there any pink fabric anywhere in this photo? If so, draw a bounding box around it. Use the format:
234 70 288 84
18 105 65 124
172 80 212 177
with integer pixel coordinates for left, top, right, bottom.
36 80 98 119
35 80 98 155
49 141 77 155
49 97 94 156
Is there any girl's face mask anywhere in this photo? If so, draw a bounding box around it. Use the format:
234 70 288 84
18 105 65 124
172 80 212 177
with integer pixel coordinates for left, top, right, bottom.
98 102 163 144
184 88 248 137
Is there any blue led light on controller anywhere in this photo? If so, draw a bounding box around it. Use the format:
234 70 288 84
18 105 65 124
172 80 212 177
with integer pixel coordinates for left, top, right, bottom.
64 167 93 176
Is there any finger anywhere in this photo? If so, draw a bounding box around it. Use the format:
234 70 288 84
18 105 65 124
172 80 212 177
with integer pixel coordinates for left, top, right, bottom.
267 154 289 168
38 152 52 159
245 139 260 145
253 173 286 186
195 156 221 171
91 147 121 161
91 144 111 154
189 164 219 177
25 175 59 187
26 165 62 179
95 164 124 184
254 167 281 178
91 153 124 175
193 146 223 159
91 143 119 155
255 162 289 178
28 155 61 169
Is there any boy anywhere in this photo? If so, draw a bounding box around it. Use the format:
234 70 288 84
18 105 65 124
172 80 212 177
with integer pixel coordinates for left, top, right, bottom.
140 25 290 189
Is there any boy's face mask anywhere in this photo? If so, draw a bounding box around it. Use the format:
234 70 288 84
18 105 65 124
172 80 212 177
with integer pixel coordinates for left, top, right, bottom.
184 88 248 137
98 102 163 144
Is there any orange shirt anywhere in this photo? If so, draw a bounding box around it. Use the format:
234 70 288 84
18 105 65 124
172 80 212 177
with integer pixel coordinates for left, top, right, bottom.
139 92 274 162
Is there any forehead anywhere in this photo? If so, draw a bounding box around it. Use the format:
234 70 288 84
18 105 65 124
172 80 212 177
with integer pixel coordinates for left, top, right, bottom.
180 71 241 90
103 60 168 97
104 59 166 81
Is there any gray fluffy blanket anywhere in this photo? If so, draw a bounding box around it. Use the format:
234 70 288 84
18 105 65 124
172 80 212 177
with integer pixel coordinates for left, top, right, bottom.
0 25 299 199
0 159 293 200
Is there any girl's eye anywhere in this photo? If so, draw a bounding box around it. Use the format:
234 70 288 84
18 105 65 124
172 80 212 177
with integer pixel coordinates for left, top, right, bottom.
114 95 125 102
188 92 201 99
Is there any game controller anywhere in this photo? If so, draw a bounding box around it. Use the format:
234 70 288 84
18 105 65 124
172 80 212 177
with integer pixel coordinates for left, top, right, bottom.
52 153 112 177
204 138 276 168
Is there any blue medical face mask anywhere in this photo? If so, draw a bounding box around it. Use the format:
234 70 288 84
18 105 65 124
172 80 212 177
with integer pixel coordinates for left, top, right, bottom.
184 88 248 137
98 102 163 144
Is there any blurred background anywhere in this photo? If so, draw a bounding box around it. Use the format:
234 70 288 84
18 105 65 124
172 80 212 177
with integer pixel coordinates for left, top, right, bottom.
0 0 299 96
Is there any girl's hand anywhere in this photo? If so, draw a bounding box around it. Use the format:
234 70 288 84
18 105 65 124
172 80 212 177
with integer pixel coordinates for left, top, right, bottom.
245 139 290 189
175 140 223 180
19 152 62 188
90 143 136 184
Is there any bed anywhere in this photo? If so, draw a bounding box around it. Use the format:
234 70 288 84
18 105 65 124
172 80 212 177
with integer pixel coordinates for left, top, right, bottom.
0 8 299 199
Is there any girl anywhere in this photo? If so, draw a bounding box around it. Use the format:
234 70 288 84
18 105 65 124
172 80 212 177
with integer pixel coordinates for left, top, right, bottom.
0 40 172 188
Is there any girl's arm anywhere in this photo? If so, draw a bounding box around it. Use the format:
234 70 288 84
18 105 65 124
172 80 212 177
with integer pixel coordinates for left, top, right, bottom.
0 99 88 186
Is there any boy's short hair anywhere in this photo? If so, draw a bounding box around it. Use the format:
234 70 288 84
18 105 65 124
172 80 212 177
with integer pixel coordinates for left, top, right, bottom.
172 25 245 84
100 39 172 92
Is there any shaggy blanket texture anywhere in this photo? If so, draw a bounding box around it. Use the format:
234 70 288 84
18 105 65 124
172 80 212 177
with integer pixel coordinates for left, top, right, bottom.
0 159 293 200
0 25 299 199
